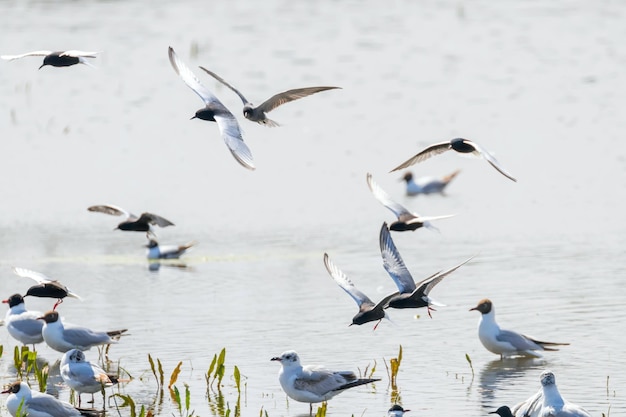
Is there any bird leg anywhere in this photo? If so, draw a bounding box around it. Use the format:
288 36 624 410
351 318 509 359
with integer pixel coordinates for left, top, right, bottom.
53 298 64 310
427 306 437 319
373 318 382 331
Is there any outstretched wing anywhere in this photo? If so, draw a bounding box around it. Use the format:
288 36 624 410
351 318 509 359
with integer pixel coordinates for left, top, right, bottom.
60 50 100 58
468 140 517 182
137 213 175 227
323 253 376 310
366 173 413 220
389 141 452 172
415 255 474 297
87 205 136 221
168 47 223 107
1 51 52 60
214 115 256 170
379 223 416 293
13 266 52 284
256 86 341 113
199 67 251 105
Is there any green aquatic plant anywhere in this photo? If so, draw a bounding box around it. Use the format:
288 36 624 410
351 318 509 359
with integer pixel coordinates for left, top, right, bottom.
465 353 474 377
171 383 195 417
314 402 327 417
206 348 227 389
233 366 241 394
383 345 402 390
148 354 164 387
112 393 152 417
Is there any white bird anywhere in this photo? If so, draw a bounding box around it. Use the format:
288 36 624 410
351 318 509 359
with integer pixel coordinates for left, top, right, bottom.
367 173 455 232
270 350 379 413
13 267 81 310
38 310 127 353
1 50 99 69
390 137 517 182
145 239 195 259
400 170 460 196
380 223 474 315
60 349 116 406
388 404 411 417
2 381 82 417
168 46 255 170
511 370 592 417
2 293 44 347
470 299 569 358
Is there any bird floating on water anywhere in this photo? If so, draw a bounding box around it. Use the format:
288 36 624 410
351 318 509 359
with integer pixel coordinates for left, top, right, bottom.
145 238 195 259
1 50 99 69
400 170 460 196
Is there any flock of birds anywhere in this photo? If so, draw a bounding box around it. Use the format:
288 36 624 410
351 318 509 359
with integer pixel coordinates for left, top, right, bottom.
0 48 592 417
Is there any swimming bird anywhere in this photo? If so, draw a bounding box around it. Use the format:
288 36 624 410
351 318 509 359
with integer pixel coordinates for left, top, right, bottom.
390 138 517 182
168 47 255 170
401 170 460 196
270 350 380 414
323 252 396 329
13 267 81 310
489 405 515 417
366 173 455 232
145 239 195 259
388 404 411 417
38 310 127 353
470 299 569 358
380 223 473 315
87 204 174 235
511 371 592 417
2 381 82 417
199 67 340 127
2 294 44 347
60 349 117 406
1 50 99 69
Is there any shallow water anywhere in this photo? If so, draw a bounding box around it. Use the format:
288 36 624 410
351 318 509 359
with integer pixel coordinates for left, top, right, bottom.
1 0 626 416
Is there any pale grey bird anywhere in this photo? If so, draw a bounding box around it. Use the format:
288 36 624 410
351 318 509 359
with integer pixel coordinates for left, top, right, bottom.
145 239 195 259
2 381 82 417
390 137 517 182
168 47 255 170
1 50 99 69
2 294 44 347
60 349 117 406
199 67 340 127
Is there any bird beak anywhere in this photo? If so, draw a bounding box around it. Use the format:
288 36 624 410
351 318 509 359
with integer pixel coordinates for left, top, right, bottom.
190 115 197 120
1 299 8 304
1 388 11 394
469 306 479 311
38 64 45 70
270 357 282 362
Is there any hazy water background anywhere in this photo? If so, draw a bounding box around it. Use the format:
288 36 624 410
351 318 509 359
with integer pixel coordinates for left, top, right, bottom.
1 0 625 416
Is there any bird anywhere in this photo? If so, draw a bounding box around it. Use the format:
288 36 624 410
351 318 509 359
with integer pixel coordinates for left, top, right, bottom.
470 299 569 358
38 310 127 353
400 170 460 196
2 293 44 347
13 267 81 310
366 173 455 232
199 67 340 127
270 350 380 414
87 204 174 236
145 238 195 259
168 46 255 170
388 404 411 417
2 381 82 417
1 50 99 69
389 137 517 182
489 405 515 417
323 252 397 329
511 371 592 417
379 223 473 315
60 349 117 406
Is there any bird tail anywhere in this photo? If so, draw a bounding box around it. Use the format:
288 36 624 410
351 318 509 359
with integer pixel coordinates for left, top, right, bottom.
107 329 128 339
333 378 380 392
526 335 570 350
78 57 97 68
260 118 280 127
443 169 461 184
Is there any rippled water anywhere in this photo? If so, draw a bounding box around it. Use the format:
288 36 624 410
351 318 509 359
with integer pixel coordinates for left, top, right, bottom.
1 1 625 416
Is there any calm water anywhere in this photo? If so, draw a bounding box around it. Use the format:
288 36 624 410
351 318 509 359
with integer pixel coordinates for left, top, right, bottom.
1 1 625 416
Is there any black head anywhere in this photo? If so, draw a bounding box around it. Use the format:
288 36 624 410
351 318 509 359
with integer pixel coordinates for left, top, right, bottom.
449 138 475 153
469 298 492 314
146 239 158 249
37 310 60 324
401 172 413 182
193 108 216 122
2 293 25 308
389 221 421 232
1 381 22 395
489 406 514 417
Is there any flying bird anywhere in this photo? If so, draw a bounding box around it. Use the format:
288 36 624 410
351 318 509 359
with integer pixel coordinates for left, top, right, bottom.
470 298 569 358
379 223 473 315
1 50 99 69
390 137 517 182
270 350 379 414
366 173 455 232
400 170 460 196
168 47 255 170
323 252 396 329
200 67 340 127
87 204 174 236
13 267 81 310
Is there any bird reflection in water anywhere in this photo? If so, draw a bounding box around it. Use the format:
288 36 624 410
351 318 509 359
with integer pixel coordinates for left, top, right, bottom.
478 357 545 408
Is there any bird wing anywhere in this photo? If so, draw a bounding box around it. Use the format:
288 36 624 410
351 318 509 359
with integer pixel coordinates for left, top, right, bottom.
60 50 100 58
137 213 175 227
61 326 112 347
87 204 136 221
29 392 80 416
496 329 543 351
9 314 44 336
366 173 412 219
379 223 416 293
1 51 53 60
414 255 474 297
214 114 256 170
389 141 452 172
168 47 223 106
13 266 52 284
256 86 341 113
295 366 352 396
511 389 543 417
198 67 251 105
323 253 376 310
468 140 517 182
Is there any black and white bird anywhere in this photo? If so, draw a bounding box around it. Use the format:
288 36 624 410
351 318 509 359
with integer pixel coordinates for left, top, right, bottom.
2 381 82 417
380 223 473 315
367 173 455 232
489 405 515 417
200 67 340 127
87 204 174 236
387 404 411 417
270 350 379 413
13 267 81 310
2 293 44 347
145 239 195 259
168 47 255 170
390 138 517 182
1 50 99 69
